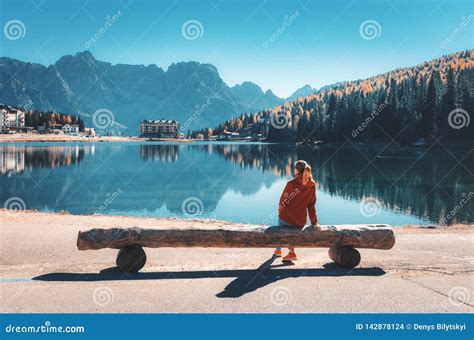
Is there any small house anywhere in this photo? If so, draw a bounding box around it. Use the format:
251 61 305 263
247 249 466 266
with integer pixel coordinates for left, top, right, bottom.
62 124 79 135
84 127 96 137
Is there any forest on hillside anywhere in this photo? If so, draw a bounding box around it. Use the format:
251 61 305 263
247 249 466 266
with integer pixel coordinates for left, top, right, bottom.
192 50 473 145
25 110 85 131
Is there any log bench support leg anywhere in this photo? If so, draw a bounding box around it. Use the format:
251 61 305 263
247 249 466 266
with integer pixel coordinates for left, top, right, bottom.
116 246 147 273
328 246 361 268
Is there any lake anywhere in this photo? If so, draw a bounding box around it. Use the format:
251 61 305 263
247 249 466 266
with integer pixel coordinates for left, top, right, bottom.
1 142 472 226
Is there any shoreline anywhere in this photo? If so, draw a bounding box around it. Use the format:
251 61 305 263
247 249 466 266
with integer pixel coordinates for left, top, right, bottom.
0 134 472 150
0 134 251 143
0 134 143 143
1 208 473 230
1 208 472 230
0 134 194 143
1 210 472 313
0 134 260 144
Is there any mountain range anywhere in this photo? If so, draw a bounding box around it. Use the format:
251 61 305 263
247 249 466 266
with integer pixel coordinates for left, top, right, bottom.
0 51 314 133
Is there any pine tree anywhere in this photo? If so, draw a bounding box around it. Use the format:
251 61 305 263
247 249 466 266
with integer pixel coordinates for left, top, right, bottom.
421 73 437 140
78 117 85 132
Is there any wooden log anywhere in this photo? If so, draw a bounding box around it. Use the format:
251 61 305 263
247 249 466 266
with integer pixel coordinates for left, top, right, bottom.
77 224 395 250
116 246 146 273
328 246 361 268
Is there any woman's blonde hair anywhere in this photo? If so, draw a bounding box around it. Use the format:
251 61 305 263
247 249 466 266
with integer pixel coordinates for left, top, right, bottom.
294 160 313 185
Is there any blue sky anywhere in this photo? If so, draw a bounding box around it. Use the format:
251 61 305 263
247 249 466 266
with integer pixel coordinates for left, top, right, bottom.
1 0 472 97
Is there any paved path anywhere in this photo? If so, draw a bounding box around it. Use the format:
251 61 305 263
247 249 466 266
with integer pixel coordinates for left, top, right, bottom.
1 211 473 313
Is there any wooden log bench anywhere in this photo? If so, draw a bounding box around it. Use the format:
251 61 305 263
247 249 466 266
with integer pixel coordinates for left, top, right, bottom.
76 224 395 272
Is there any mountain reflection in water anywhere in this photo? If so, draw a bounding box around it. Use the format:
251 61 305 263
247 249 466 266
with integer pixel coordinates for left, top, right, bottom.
1 142 472 225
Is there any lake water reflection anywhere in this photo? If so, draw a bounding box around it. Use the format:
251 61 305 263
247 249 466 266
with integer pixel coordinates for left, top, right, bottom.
1 142 472 226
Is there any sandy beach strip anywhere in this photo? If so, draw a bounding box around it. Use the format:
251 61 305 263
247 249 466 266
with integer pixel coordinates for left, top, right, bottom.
0 210 472 313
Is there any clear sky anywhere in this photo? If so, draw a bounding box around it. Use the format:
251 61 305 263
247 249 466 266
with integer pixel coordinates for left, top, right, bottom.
1 0 472 97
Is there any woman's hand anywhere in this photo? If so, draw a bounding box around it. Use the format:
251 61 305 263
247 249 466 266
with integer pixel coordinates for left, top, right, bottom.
311 223 321 232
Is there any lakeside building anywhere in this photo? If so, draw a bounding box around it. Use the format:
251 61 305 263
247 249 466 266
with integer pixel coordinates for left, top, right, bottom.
45 123 63 134
1 104 97 136
84 127 96 137
140 120 179 138
62 124 80 135
0 105 25 133
218 131 241 140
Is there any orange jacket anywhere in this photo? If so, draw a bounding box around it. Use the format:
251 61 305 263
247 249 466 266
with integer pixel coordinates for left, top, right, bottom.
278 174 318 227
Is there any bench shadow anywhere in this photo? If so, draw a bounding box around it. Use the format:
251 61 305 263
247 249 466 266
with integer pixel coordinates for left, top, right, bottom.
33 256 385 298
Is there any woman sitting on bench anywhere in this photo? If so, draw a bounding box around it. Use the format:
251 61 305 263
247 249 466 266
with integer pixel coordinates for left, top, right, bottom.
274 160 319 261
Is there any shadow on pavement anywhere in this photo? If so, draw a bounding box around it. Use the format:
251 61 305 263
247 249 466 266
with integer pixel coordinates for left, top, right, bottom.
33 256 385 298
